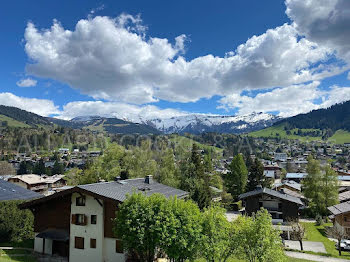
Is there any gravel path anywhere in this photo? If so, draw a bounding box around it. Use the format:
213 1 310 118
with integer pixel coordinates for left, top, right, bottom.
285 251 350 262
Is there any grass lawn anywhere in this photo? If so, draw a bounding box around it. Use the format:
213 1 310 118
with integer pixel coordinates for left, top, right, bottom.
0 256 36 262
249 124 322 142
196 256 313 262
169 134 224 155
249 124 350 144
302 222 350 259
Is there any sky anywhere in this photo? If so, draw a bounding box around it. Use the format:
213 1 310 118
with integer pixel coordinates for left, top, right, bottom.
1 0 350 121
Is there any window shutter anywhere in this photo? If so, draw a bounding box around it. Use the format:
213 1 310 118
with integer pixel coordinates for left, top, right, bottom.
116 239 123 253
71 214 76 224
83 215 88 225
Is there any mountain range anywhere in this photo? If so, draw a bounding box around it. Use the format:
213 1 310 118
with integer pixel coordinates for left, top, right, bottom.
0 105 280 134
1 101 350 140
138 112 280 134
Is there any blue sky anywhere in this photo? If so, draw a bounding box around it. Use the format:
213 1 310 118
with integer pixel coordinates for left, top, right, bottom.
1 0 350 120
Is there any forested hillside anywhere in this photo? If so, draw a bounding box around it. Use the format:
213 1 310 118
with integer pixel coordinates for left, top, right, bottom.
276 101 350 132
0 105 161 134
249 101 350 144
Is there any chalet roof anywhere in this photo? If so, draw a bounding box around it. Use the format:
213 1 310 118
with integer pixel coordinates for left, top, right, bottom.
239 187 304 205
10 174 45 184
286 173 308 179
274 180 302 191
9 174 65 185
0 179 42 201
78 178 188 202
20 177 188 208
339 190 350 203
279 188 305 200
328 202 350 215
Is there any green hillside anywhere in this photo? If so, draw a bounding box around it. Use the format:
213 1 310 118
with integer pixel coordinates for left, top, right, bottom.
249 124 350 144
169 134 223 155
0 114 30 128
81 117 161 134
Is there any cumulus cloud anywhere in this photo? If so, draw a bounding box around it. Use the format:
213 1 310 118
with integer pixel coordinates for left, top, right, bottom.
57 100 189 121
24 15 340 104
286 0 350 61
0 93 59 116
16 78 37 87
218 81 350 117
218 82 322 117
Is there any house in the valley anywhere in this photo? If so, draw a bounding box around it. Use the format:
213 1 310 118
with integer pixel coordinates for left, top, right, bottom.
8 174 66 195
328 202 350 235
285 173 308 183
274 180 302 193
19 176 188 262
239 186 303 224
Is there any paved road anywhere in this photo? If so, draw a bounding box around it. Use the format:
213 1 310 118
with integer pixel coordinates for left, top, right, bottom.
286 251 350 262
285 240 326 253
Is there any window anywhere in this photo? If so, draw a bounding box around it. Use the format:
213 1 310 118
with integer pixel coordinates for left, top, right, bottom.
76 196 86 206
90 238 96 249
75 237 84 249
116 239 123 253
345 217 348 222
91 215 97 224
72 214 87 225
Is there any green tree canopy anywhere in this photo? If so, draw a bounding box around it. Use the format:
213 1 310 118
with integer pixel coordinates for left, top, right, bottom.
234 209 286 262
0 200 34 243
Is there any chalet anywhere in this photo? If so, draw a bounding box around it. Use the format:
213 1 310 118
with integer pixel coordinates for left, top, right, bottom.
274 153 287 162
328 202 350 235
19 176 188 262
274 181 301 193
8 174 66 195
285 173 308 183
239 186 303 224
339 190 350 203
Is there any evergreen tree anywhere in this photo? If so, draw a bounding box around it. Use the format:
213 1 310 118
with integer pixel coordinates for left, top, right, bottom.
225 154 248 199
180 144 211 209
246 158 267 191
51 161 64 175
17 161 32 175
33 159 47 175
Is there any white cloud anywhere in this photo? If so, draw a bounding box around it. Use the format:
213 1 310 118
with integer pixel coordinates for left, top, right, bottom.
218 81 350 117
286 0 350 61
24 15 339 104
0 93 59 116
218 82 322 117
16 78 37 87
57 100 189 121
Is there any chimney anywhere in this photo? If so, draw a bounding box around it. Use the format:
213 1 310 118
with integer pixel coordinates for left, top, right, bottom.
255 185 263 190
114 176 121 182
145 175 153 184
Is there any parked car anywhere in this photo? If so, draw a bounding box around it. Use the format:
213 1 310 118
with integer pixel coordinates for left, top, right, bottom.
336 240 350 250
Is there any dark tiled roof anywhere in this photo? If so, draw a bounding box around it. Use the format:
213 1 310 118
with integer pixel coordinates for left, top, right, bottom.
239 187 304 205
78 178 188 202
0 179 42 201
328 202 350 215
20 177 188 208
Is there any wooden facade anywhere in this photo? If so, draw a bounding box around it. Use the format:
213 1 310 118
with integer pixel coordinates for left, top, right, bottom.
32 195 71 232
244 194 299 221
